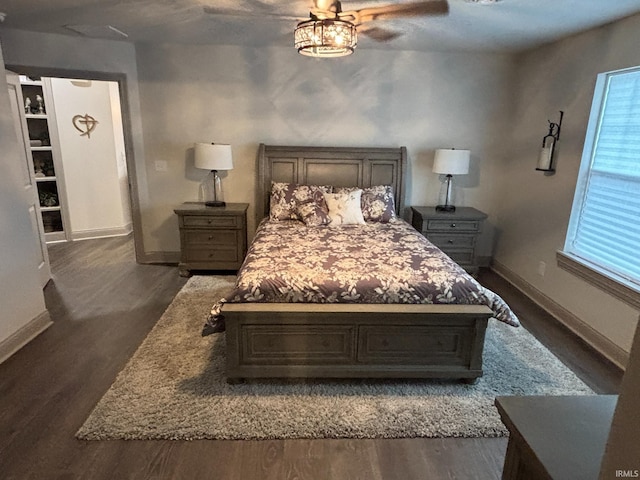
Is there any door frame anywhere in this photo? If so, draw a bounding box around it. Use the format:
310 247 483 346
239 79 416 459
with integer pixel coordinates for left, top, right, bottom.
6 65 145 262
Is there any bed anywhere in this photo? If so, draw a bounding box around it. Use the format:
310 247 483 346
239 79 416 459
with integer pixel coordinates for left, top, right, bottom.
207 144 519 383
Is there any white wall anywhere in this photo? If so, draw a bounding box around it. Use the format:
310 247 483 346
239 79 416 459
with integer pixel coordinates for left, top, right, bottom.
49 77 131 238
135 43 514 253
494 14 640 355
0 42 48 347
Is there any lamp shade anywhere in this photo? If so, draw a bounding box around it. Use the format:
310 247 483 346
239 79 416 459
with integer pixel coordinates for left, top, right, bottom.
433 149 470 175
194 143 233 171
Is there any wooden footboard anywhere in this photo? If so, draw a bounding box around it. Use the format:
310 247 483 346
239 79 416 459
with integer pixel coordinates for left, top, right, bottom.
223 303 492 382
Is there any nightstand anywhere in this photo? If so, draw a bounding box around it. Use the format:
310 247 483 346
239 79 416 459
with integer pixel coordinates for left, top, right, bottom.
174 202 248 277
495 395 616 480
410 206 488 275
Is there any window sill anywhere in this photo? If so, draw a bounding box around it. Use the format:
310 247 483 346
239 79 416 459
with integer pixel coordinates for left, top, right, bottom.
556 251 640 311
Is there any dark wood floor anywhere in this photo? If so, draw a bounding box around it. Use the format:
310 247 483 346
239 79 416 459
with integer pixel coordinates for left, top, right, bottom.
0 236 622 480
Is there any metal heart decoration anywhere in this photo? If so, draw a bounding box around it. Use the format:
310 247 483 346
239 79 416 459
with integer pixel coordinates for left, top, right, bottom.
72 114 99 139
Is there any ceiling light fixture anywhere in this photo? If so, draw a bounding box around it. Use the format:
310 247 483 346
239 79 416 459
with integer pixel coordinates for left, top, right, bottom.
294 18 357 58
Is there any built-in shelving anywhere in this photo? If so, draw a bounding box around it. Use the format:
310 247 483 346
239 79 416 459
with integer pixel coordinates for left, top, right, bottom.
18 75 68 243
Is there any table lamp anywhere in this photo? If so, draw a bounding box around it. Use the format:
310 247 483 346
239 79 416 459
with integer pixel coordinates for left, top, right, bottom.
432 148 470 212
194 143 233 207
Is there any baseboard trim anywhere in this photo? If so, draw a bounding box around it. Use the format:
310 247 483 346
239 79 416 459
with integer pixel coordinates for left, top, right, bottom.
491 260 629 371
0 310 52 365
71 224 133 241
141 251 180 265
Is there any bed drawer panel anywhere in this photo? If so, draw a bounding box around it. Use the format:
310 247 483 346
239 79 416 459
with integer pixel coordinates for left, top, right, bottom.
240 325 356 364
357 325 473 365
182 215 240 228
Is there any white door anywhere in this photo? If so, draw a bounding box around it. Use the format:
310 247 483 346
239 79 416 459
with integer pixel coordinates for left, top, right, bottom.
6 71 52 288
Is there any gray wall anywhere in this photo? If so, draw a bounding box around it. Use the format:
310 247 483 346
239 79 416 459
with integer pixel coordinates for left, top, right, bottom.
1 29 514 263
493 14 640 355
134 43 514 254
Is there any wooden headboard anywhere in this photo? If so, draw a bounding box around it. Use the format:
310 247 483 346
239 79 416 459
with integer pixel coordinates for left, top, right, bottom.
257 144 407 222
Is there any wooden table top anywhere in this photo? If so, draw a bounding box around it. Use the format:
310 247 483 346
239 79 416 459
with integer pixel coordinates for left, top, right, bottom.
495 395 617 480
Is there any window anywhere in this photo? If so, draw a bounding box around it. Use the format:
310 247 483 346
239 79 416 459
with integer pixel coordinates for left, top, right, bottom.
560 66 640 309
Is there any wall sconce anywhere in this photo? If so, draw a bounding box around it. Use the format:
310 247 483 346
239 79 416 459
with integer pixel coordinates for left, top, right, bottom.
536 111 564 174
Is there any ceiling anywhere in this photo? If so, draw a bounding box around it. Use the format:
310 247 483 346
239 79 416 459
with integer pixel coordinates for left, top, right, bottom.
1 0 640 53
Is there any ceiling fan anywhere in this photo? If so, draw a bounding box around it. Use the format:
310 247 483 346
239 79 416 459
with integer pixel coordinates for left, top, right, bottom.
300 0 449 56
204 0 449 57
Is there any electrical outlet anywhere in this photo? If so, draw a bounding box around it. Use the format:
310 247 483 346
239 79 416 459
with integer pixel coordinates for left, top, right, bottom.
154 160 168 172
537 261 546 277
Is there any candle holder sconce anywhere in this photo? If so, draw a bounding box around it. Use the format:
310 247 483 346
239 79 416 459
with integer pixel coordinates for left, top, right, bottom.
536 111 564 175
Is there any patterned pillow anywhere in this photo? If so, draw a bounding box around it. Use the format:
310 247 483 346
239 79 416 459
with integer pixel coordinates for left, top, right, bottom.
269 182 332 221
295 193 331 227
335 185 397 222
323 190 366 226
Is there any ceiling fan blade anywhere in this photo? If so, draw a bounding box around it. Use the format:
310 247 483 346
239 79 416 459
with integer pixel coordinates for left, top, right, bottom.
359 25 402 42
202 6 300 22
339 0 449 25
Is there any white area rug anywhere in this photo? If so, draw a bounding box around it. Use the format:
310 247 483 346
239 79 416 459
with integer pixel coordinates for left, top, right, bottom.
77 275 594 440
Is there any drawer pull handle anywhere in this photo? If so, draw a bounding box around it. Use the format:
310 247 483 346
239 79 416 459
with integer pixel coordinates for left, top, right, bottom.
207 219 212 224
209 253 214 258
447 239 454 244
208 236 213 240
450 223 456 228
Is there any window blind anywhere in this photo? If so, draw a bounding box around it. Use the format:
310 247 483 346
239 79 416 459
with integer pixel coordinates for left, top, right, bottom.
567 69 640 286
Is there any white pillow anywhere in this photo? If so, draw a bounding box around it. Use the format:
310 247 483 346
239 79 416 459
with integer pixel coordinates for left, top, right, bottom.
323 190 366 226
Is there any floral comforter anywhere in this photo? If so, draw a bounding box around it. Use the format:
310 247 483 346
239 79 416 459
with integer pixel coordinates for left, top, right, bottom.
203 219 520 335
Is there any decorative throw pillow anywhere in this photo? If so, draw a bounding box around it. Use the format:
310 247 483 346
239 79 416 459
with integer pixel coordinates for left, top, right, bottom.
323 190 366 226
269 182 332 221
295 194 331 227
335 185 397 222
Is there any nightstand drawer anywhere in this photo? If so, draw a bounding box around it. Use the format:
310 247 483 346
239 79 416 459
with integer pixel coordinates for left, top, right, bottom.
184 230 239 246
184 245 241 263
427 234 476 249
443 249 475 265
426 219 480 232
182 215 240 229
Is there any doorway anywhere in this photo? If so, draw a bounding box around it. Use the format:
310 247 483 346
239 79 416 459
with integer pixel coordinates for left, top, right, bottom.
47 76 133 242
6 67 143 275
